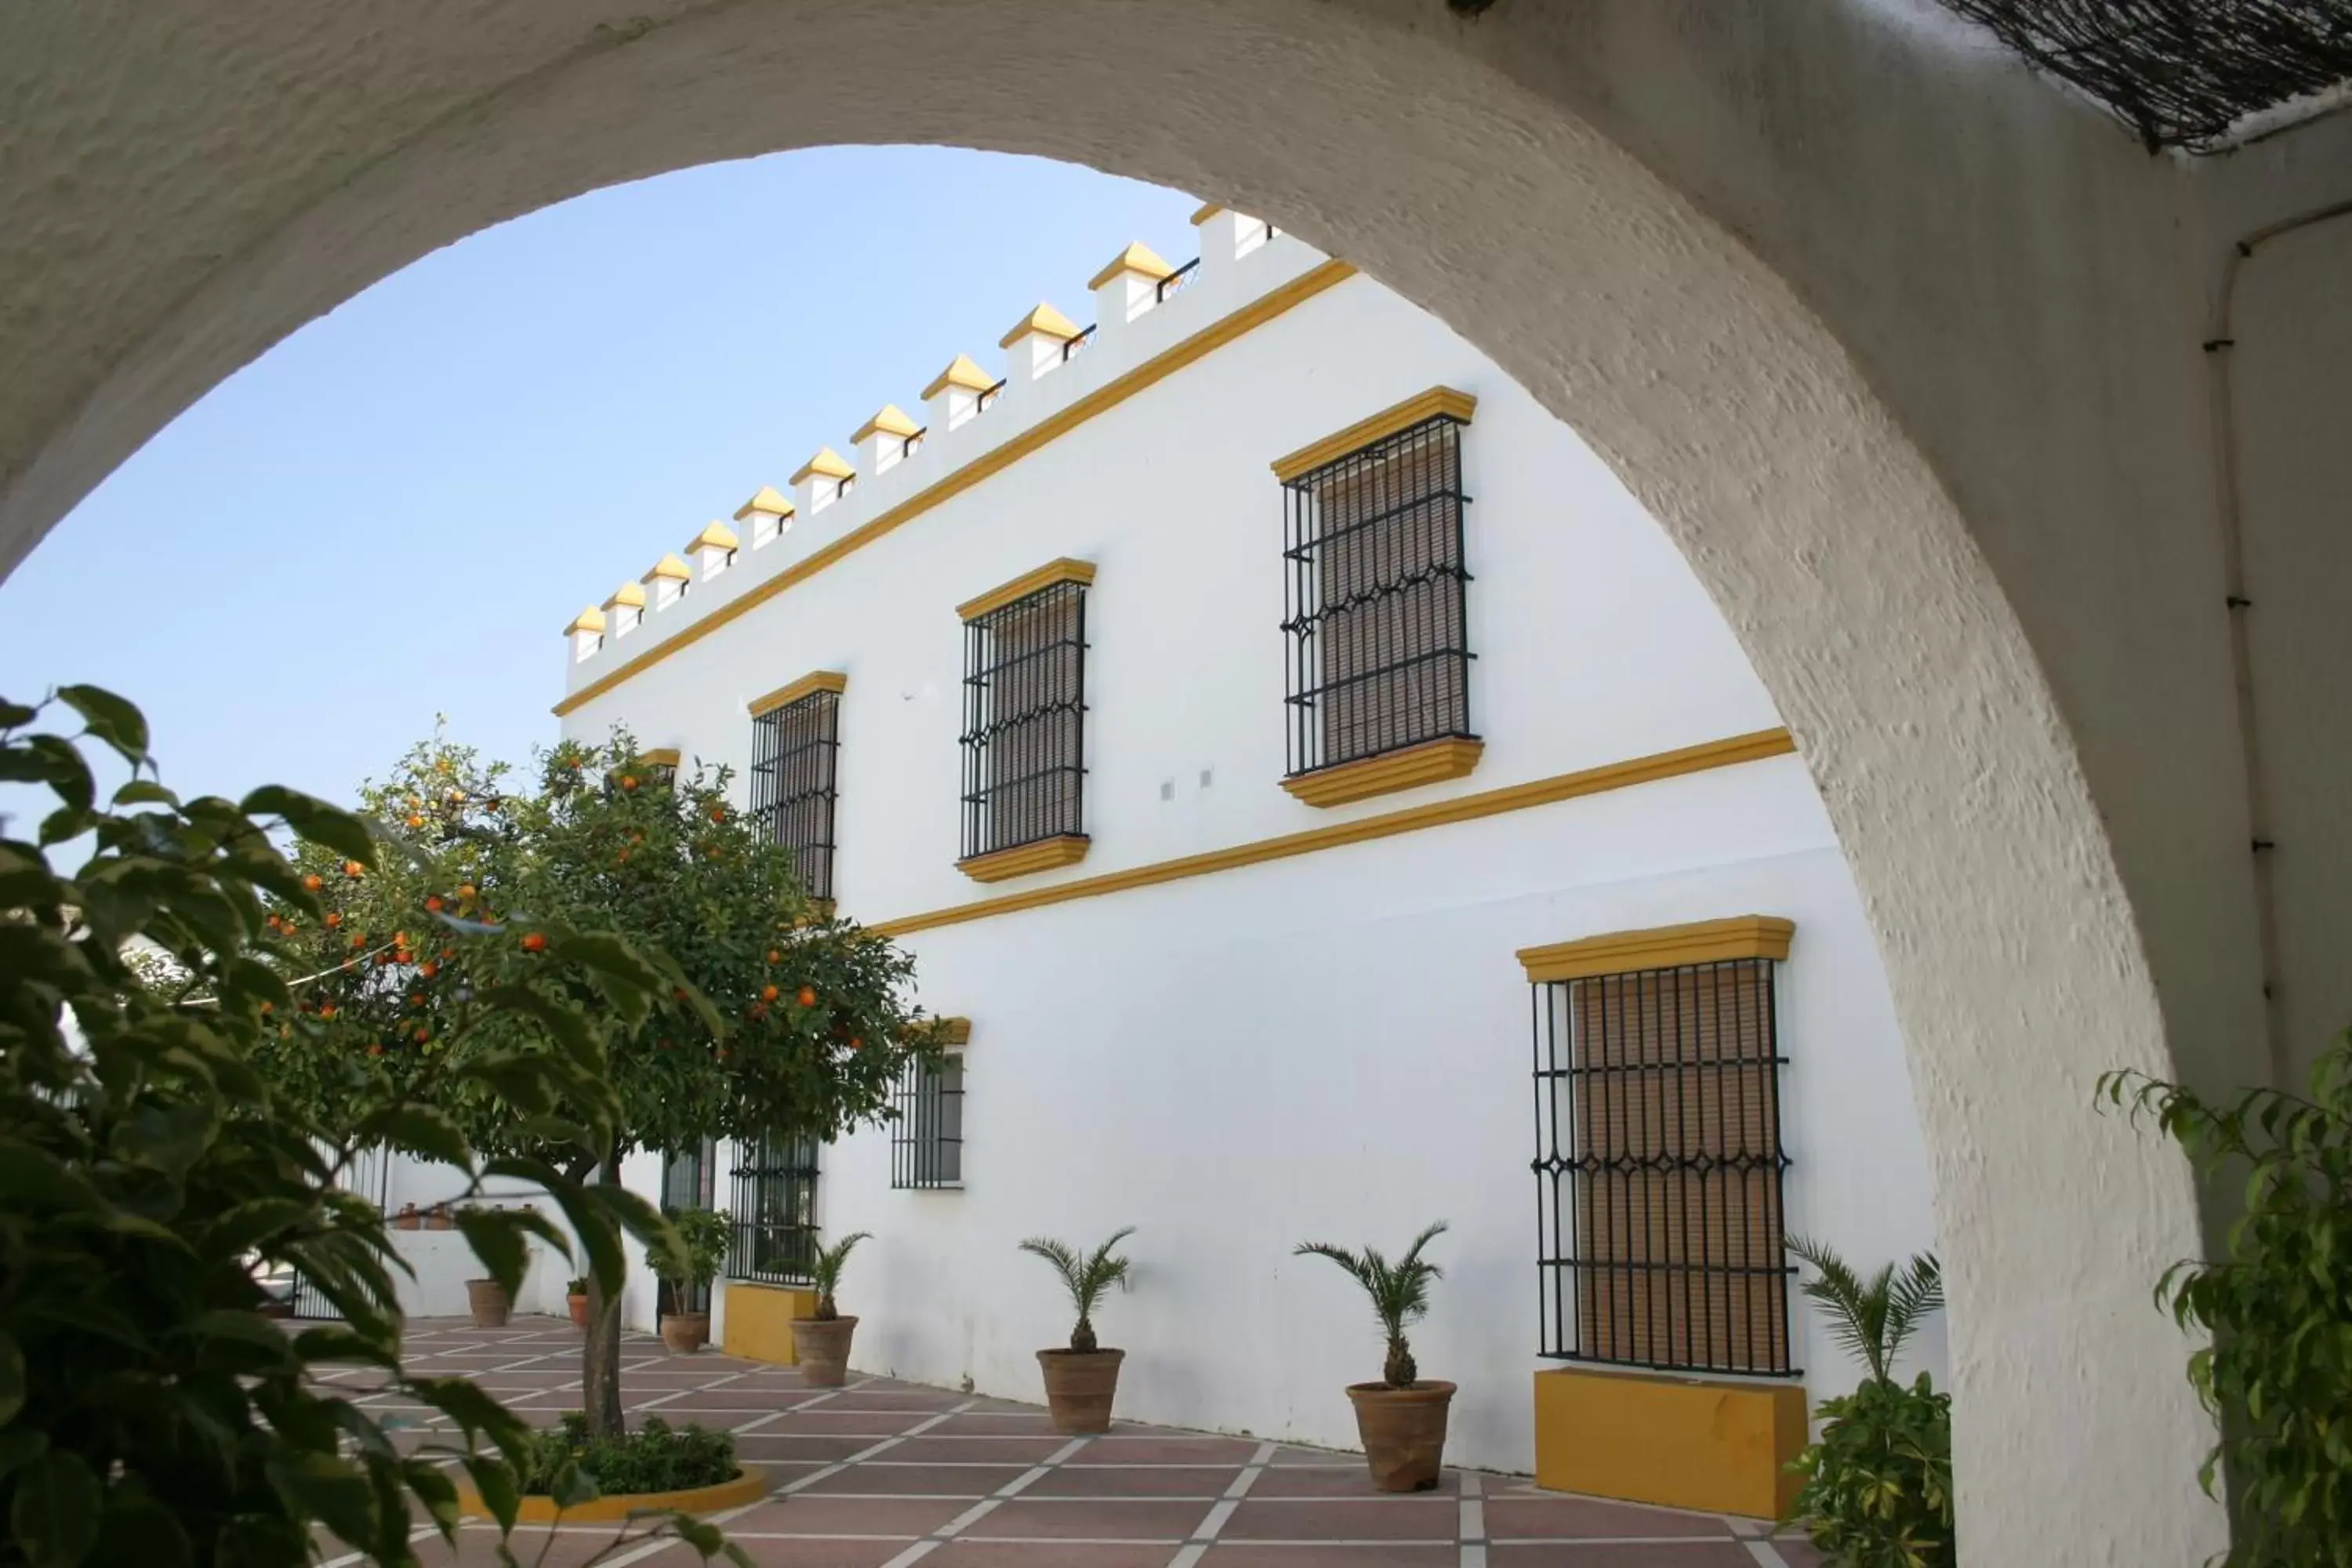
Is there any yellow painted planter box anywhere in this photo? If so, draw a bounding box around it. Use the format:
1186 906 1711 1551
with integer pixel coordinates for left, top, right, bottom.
456 1465 766 1523
720 1279 818 1367
1532 1366 1806 1519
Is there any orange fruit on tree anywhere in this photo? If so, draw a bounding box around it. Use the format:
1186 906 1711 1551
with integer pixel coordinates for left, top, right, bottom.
368 1044 383 1057
424 895 443 913
521 931 548 953
325 911 343 928
797 986 817 1008
413 1027 430 1044
319 1005 337 1021
419 961 437 979
765 949 781 964
710 807 725 823
456 883 476 900
405 814 424 829
620 775 639 791
343 860 364 878
302 873 324 891
761 984 780 1003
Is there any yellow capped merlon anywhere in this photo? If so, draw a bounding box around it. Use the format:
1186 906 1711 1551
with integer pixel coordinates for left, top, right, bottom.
1189 201 1225 225
564 606 607 636
603 582 647 611
1088 241 1176 290
922 354 997 398
685 521 739 552
851 403 924 443
641 553 691 583
998 302 1083 348
790 447 855 485
733 485 795 522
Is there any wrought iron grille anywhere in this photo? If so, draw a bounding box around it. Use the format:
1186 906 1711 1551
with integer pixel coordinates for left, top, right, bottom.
960 581 1087 860
1155 258 1200 303
891 1054 965 1190
750 688 840 904
659 1140 717 1314
1531 957 1796 1377
726 1133 821 1286
1281 412 1475 779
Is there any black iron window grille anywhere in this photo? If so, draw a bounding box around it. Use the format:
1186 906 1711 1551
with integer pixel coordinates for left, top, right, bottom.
1531 956 1796 1377
960 580 1087 861
1281 411 1475 779
725 1133 821 1286
659 1139 717 1315
891 1054 965 1190
750 686 841 905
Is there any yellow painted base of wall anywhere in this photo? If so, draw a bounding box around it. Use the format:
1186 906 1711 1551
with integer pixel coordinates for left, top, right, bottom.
720 1281 819 1367
1532 1367 1806 1519
456 1466 767 1523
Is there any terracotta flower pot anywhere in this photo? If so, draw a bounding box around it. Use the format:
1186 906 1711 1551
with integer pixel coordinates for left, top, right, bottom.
660 1312 710 1354
1036 1348 1125 1434
426 1206 455 1232
465 1279 511 1330
567 1293 590 1330
393 1206 421 1231
791 1316 858 1387
1345 1381 1455 1492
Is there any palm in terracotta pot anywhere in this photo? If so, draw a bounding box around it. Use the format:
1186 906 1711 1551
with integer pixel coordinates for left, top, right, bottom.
649 1208 731 1354
791 1231 873 1388
1020 1227 1135 1434
1295 1221 1454 1492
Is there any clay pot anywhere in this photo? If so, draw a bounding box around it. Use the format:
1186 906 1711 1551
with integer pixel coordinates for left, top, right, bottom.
426 1205 455 1232
568 1293 590 1330
1345 1381 1455 1493
465 1279 511 1330
1036 1348 1125 1434
393 1205 422 1232
660 1312 710 1354
791 1316 858 1387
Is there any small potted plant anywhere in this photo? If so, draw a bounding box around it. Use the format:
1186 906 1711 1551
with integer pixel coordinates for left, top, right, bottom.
393 1202 422 1231
792 1231 873 1387
426 1201 455 1232
1019 1227 1135 1434
649 1208 732 1354
566 1276 590 1330
1294 1221 1453 1492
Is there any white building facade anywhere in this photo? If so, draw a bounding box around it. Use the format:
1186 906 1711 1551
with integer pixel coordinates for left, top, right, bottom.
551 211 1942 1503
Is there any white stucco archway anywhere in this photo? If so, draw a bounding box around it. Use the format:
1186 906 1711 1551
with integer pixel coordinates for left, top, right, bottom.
8 3 2299 1559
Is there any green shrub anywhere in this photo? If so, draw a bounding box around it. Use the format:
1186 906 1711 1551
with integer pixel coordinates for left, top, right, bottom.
523 1414 739 1497
648 1208 735 1291
2104 1035 2352 1566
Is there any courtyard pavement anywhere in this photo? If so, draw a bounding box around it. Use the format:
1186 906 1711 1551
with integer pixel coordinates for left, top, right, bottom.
321 1317 1823 1566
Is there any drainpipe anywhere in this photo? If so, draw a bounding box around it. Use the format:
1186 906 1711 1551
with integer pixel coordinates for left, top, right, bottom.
2201 196 2352 1088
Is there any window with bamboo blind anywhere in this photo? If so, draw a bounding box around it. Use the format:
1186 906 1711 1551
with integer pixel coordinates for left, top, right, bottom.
1523 922 1797 1377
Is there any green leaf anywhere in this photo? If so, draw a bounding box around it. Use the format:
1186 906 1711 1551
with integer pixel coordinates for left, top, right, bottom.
354 1105 471 1168
238 786 375 867
548 1459 598 1511
89 1493 192 1568
213 1515 310 1568
11 1450 103 1568
453 1208 531 1299
0 1432 49 1484
459 1455 519 1534
402 1458 460 1541
267 1451 379 1548
112 779 179 808
0 1330 21 1425
56 684 150 764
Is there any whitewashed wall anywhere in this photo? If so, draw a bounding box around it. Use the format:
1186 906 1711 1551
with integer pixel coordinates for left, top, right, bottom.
559 237 1942 1471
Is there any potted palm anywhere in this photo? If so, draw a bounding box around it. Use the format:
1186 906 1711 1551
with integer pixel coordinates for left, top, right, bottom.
466 1251 524 1330
791 1231 873 1387
649 1208 732 1353
1294 1221 1452 1492
1019 1227 1136 1434
566 1275 590 1330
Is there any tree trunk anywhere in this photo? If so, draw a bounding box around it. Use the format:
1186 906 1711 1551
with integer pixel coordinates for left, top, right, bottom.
580 1152 627 1438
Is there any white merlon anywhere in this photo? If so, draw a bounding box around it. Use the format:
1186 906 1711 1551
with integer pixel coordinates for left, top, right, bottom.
999 301 1083 386
564 605 605 664
791 447 855 514
1088 241 1176 345
684 521 739 580
641 552 691 611
1192 203 1270 285
851 403 924 477
601 580 645 638
733 485 795 549
923 354 996 434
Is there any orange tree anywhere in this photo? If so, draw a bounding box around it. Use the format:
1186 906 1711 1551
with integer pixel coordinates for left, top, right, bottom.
251 727 937 1436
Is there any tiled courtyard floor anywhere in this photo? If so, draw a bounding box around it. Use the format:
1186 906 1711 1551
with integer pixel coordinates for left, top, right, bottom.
321 1318 1823 1566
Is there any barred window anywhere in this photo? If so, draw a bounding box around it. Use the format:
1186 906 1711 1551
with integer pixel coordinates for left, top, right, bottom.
750 675 844 905
891 1054 964 1190
725 1133 821 1286
1529 942 1796 1377
1281 405 1474 780
958 569 1090 868
659 1139 717 1315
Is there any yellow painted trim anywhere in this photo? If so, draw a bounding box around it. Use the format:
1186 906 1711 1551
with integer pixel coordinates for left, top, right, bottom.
642 553 691 583
790 447 855 485
1281 738 1483 808
553 260 1358 717
956 833 1092 884
1517 915 1796 984
603 582 646 611
1534 1367 1805 1519
687 521 740 553
1089 241 1175 289
924 354 997 398
457 1466 767 1524
722 1280 818 1366
734 485 794 521
564 606 606 635
957 557 1098 622
1189 201 1225 225
1271 386 1479 483
638 747 681 769
749 670 848 718
877 728 1795 935
934 1015 973 1047
1000 302 1083 347
852 403 923 443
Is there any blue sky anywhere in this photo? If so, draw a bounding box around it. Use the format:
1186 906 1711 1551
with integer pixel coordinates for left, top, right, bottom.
0 147 1197 809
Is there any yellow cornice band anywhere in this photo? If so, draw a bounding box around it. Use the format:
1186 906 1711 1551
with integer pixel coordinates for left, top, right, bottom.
1189 202 1225 225
1272 387 1478 483
554 260 1359 717
956 558 1097 622
637 747 682 769
1515 916 1797 984
873 728 1795 936
748 670 848 718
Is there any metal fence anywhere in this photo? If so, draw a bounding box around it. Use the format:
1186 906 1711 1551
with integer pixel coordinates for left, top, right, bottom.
725 1134 822 1287
750 687 842 904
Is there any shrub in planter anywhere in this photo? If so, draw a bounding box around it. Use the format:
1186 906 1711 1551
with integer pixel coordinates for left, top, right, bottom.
793 1231 873 1387
1782 1237 1952 1568
649 1209 733 1352
523 1413 739 1497
1020 1228 1136 1433
1294 1221 1453 1492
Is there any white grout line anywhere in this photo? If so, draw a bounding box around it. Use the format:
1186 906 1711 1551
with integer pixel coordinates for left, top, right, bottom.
877 1430 1092 1568
1166 1439 1276 1566
1460 1468 1487 1568
1744 1537 1794 1566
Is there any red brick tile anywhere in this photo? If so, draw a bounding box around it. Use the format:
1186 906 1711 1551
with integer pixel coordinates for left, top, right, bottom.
933 1544 1174 1566
1250 1464 1458 1497
954 1497 1206 1541
1486 1493 1736 1541
1222 1497 1458 1540
797 1463 1023 1497
1202 1547 1454 1567
1490 1544 1759 1566
732 1433 883 1463
725 1494 968 1535
1085 1435 1262 1465
925 1413 1068 1437
1025 1465 1236 1497
887 1436 1070 1464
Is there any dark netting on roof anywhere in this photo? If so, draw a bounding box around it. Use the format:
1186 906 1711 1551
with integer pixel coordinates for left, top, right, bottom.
1939 0 2352 152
